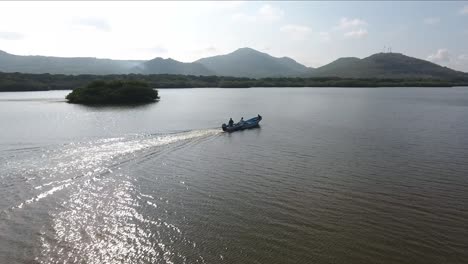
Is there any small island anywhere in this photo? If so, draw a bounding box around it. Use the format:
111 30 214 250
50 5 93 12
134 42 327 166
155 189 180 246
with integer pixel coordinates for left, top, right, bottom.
66 80 159 105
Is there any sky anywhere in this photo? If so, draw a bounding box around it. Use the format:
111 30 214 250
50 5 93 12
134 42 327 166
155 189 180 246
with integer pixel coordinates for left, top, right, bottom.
0 1 468 71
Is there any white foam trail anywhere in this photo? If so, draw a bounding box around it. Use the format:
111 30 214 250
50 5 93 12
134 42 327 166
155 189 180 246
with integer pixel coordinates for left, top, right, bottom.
12 129 221 209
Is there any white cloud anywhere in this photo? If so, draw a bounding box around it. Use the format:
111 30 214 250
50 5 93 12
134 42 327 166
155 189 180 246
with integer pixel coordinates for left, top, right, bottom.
71 17 111 32
332 17 368 39
0 31 23 40
422 51 468 72
335 17 367 30
423 17 440 25
232 4 283 23
437 53 468 72
0 1 247 61
448 54 468 72
460 5 468 15
258 4 284 21
427 48 451 63
280 24 311 40
344 28 368 38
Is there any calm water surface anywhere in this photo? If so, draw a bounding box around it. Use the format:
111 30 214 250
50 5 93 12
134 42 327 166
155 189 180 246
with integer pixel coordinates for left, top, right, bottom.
0 88 467 264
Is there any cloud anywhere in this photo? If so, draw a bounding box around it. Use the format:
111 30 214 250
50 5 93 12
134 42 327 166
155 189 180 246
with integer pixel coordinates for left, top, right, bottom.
427 48 451 63
0 31 23 40
258 4 284 21
424 50 468 72
72 17 111 32
344 28 368 38
450 54 468 72
232 4 283 23
335 17 367 30
423 17 440 25
280 24 311 40
437 53 468 72
460 5 468 15
332 17 368 38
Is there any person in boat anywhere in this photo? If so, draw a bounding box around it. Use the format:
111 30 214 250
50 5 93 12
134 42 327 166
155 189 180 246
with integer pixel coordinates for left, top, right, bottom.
239 117 244 124
228 118 234 127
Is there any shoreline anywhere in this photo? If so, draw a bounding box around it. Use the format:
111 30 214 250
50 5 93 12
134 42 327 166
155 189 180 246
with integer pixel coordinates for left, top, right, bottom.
2 86 468 93
1 71 467 92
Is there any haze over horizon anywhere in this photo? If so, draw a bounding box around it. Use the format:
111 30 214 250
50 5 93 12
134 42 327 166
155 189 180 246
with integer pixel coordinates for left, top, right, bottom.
1 1 468 71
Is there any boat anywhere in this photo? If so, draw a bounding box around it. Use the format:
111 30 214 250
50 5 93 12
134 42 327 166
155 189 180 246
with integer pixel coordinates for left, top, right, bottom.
222 115 262 132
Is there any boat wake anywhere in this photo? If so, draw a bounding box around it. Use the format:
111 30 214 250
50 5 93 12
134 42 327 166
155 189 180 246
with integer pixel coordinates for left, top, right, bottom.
1 128 221 263
4 128 221 210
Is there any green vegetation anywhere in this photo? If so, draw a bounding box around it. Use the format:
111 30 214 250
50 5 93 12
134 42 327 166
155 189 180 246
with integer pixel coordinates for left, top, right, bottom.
0 50 141 75
195 47 310 78
133 58 214 76
66 80 159 105
308 53 468 80
0 72 467 93
3 48 468 80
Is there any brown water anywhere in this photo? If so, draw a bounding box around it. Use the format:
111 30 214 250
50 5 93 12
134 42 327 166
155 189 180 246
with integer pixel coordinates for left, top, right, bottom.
0 88 467 264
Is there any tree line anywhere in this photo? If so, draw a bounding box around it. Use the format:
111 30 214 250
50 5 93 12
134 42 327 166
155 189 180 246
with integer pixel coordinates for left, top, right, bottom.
1 71 467 92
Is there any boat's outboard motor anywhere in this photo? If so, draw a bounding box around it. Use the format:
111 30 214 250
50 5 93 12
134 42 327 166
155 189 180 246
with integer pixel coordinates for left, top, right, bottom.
221 123 227 131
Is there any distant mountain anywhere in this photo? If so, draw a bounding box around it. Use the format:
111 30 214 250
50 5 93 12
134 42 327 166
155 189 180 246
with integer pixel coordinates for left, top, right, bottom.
0 50 141 75
131 58 214 76
1 49 467 80
308 53 468 79
195 47 311 78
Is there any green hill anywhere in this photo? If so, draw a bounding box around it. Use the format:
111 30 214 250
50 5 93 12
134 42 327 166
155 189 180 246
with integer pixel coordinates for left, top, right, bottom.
308 53 468 80
1 49 467 80
0 50 141 75
196 47 311 78
131 57 214 76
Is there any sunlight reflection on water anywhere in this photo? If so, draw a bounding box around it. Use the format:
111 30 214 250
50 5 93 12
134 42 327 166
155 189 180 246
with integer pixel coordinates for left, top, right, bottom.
3 129 220 264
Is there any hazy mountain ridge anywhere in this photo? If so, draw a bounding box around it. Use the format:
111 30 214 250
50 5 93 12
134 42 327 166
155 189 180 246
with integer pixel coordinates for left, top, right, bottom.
195 47 312 78
131 57 214 76
0 48 467 79
0 50 142 75
308 53 468 79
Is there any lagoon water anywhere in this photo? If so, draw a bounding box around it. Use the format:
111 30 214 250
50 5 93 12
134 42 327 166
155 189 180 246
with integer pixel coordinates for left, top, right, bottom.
0 88 467 264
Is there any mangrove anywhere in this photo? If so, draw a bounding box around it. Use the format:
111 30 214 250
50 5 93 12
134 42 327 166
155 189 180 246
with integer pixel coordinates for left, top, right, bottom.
66 80 159 105
0 71 467 92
